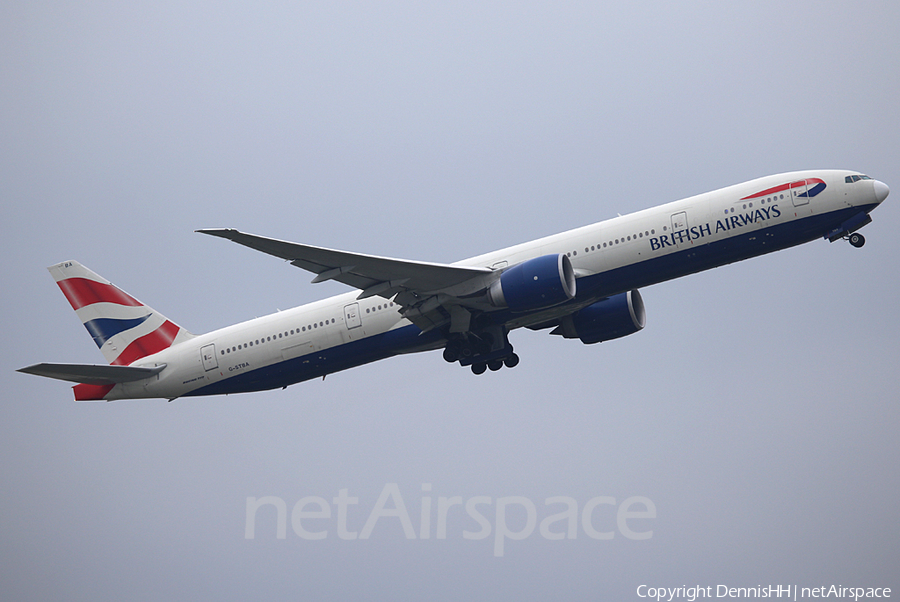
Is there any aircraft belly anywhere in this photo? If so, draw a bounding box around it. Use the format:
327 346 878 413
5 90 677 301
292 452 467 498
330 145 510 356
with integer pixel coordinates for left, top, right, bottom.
183 324 441 397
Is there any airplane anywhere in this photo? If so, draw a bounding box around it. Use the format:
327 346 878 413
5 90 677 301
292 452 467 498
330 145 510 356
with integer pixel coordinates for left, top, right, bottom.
18 170 889 401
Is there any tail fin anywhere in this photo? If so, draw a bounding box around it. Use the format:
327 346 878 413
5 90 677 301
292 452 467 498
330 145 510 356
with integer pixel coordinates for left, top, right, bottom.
48 261 195 366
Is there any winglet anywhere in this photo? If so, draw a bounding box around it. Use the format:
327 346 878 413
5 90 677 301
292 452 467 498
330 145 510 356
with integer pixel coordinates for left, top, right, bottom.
195 228 236 237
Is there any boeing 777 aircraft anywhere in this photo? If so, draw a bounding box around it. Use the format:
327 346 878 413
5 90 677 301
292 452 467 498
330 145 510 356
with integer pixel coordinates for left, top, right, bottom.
18 170 889 401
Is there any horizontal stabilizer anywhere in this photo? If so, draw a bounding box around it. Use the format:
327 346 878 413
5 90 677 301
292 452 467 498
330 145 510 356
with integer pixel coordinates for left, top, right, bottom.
17 363 165 385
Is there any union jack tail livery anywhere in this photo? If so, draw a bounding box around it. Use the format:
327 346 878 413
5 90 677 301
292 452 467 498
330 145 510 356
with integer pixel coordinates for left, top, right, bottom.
49 260 194 366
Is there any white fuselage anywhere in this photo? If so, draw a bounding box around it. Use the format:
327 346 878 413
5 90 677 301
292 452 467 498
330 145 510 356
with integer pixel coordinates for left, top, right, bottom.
113 170 885 399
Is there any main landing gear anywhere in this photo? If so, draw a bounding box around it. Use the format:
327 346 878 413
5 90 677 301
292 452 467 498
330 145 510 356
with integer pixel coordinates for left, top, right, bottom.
469 354 520 375
442 328 519 375
848 232 866 248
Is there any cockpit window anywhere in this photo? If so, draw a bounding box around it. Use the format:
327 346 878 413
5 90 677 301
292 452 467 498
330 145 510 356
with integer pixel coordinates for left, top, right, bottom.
845 175 873 183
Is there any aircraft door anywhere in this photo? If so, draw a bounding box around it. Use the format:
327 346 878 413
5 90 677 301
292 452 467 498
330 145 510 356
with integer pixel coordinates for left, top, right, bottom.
341 303 363 343
344 303 361 329
790 180 810 207
670 211 689 248
200 344 218 371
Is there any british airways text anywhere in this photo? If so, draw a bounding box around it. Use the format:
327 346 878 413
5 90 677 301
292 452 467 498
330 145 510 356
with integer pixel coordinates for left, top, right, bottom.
649 205 782 251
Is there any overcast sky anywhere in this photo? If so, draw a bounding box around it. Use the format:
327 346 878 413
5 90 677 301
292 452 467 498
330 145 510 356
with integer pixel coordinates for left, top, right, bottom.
2 2 899 600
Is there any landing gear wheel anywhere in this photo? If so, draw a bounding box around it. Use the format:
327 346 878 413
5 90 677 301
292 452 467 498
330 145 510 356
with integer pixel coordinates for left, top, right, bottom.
442 341 461 363
488 360 503 371
504 353 520 369
471 362 487 375
849 232 866 248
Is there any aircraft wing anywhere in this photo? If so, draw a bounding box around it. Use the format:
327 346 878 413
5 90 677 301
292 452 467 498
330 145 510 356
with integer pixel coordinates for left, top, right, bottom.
197 229 493 301
17 363 166 385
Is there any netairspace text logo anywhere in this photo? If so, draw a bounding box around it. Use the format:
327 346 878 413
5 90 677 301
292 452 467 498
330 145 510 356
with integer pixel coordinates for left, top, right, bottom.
637 584 892 601
245 483 656 557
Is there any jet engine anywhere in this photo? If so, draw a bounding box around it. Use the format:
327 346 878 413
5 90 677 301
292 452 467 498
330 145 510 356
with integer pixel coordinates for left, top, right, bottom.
553 290 646 344
488 254 576 311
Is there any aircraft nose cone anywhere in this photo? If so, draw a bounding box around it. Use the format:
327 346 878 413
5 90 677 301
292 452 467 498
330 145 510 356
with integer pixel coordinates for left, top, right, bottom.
874 180 890 203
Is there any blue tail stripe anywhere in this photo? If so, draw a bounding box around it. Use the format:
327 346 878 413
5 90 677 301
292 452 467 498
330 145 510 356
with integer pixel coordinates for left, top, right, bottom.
83 316 151 348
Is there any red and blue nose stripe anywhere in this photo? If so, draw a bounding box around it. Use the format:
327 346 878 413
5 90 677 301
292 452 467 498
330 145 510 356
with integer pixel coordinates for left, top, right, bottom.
741 178 826 200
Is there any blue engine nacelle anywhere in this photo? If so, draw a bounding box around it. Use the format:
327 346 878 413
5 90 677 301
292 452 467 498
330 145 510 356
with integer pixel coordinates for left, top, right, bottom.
553 290 646 344
488 254 576 312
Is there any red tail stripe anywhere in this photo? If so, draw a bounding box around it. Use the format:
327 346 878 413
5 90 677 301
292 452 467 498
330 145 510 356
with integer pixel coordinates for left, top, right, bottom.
112 320 181 366
57 278 142 311
74 383 115 401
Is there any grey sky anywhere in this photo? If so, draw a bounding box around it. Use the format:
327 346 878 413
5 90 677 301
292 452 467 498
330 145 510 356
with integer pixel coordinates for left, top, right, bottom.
2 2 899 600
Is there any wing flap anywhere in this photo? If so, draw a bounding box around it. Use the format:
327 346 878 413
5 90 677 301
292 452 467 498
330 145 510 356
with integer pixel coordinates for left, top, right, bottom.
17 363 166 385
